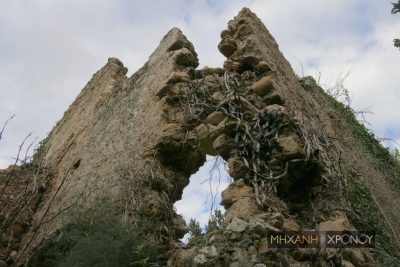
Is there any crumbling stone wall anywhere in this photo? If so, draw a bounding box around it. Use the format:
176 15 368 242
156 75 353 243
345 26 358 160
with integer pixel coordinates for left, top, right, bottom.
0 164 46 265
2 7 397 267
168 8 377 267
10 28 208 263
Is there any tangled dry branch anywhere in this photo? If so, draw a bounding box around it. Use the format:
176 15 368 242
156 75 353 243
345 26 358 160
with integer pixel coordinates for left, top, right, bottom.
180 72 338 215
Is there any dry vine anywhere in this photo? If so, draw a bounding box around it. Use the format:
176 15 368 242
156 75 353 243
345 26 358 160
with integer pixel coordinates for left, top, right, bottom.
180 71 336 217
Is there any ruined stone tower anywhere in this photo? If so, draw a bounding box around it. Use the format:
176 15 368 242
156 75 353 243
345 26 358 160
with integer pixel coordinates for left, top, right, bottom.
1 7 399 267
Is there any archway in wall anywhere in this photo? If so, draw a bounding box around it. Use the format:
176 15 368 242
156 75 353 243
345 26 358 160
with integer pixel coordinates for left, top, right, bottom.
174 155 232 242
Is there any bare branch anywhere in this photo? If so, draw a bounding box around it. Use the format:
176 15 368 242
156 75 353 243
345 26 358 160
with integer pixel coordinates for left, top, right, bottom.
0 114 16 141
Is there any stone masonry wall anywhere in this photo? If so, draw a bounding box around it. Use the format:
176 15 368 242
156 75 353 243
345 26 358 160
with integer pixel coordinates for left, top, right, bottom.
2 7 396 267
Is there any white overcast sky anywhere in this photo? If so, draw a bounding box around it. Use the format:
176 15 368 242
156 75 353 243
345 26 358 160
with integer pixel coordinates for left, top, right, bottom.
1 1 399 226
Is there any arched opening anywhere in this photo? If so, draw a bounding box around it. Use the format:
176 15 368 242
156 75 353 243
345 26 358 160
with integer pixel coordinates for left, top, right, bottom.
174 155 232 242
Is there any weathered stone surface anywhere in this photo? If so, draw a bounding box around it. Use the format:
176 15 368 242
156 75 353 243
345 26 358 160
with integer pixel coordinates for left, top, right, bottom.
200 245 218 258
172 215 189 239
196 118 235 156
226 218 249 233
193 253 207 265
173 47 199 68
218 37 237 57
342 260 355 267
237 24 253 36
220 29 231 39
263 104 286 115
318 218 353 232
165 7 395 267
9 6 394 267
282 219 301 232
231 250 251 267
248 217 280 235
211 91 225 102
277 134 306 160
227 157 247 180
202 66 225 76
251 76 274 97
290 262 311 267
192 246 220 266
225 197 260 222
20 28 205 256
196 124 217 156
167 247 199 267
221 180 254 208
264 91 284 105
343 249 365 266
205 111 226 126
166 71 191 84
213 134 235 160
223 59 240 72
255 61 270 73
268 213 285 228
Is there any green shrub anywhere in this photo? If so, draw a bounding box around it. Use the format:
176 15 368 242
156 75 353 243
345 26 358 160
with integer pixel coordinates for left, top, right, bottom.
31 213 160 266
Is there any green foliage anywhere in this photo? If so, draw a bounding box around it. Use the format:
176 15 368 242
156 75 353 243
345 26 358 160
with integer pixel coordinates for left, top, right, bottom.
391 1 400 50
33 115 67 161
392 148 400 161
187 209 225 245
300 76 400 264
392 1 400 14
205 209 224 233
187 218 205 245
252 238 262 249
300 76 400 189
345 165 400 265
394 38 400 49
392 148 400 169
31 210 160 267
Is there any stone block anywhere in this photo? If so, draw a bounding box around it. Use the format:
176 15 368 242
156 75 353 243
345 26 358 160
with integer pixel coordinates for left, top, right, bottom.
252 76 274 97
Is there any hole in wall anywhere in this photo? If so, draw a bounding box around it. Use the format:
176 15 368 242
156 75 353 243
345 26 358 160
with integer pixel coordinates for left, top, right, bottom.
277 160 322 216
174 155 232 242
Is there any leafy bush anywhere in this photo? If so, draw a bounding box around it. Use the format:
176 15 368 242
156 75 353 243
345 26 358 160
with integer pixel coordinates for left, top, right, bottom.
31 211 160 266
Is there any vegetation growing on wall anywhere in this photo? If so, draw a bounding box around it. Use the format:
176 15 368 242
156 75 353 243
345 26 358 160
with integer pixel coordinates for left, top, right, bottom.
300 76 400 264
30 200 161 267
33 112 69 162
300 76 400 188
344 165 400 265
